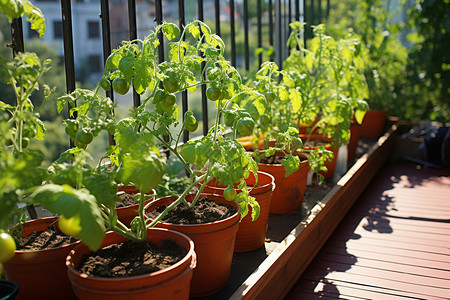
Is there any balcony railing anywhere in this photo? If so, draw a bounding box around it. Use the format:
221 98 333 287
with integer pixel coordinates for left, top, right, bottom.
8 0 329 142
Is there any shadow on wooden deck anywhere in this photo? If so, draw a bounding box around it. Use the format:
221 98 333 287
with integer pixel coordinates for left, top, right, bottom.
285 162 450 300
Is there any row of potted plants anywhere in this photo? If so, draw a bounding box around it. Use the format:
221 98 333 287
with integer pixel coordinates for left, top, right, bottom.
1 2 376 299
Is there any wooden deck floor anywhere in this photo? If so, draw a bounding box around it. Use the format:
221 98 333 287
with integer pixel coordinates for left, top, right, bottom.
285 161 450 300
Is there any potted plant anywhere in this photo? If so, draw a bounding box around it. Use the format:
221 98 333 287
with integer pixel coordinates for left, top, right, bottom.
282 22 368 170
235 59 330 214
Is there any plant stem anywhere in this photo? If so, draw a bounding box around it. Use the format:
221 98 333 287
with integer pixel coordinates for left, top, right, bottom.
146 173 207 228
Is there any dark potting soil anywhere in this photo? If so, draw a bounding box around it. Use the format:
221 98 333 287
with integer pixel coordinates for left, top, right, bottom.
15 225 78 251
146 197 237 225
115 192 153 208
78 239 187 278
115 192 136 208
259 155 285 164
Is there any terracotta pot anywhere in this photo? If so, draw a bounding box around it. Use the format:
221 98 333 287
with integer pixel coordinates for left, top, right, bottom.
2 217 79 300
202 171 275 252
66 228 196 300
116 186 156 226
0 280 19 300
348 121 361 163
359 110 388 139
258 155 310 214
299 134 338 180
145 194 240 297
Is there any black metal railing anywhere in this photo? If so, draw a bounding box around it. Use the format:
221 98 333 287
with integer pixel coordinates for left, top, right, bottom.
9 0 329 143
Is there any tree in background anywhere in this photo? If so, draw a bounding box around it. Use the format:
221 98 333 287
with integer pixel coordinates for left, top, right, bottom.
406 0 449 122
325 0 448 122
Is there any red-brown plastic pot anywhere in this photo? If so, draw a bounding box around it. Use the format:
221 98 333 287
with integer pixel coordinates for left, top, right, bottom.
299 134 338 180
258 155 310 214
359 110 388 139
202 171 275 252
116 185 156 226
2 217 79 300
145 194 240 298
66 228 196 300
348 120 361 163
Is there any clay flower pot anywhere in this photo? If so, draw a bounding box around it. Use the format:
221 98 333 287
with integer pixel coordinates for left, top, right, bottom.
116 185 156 226
145 194 240 297
348 120 362 163
359 110 388 139
258 154 310 214
2 217 79 300
299 134 338 180
66 228 196 300
202 171 275 252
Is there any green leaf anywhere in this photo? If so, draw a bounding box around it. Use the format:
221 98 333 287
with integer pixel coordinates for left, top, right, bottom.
31 184 105 251
34 118 45 140
105 51 121 70
281 154 300 177
161 22 180 40
23 0 45 39
0 0 24 22
118 55 135 82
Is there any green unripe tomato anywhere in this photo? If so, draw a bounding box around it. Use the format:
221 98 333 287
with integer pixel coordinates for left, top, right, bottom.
112 78 130 95
224 112 235 127
100 78 111 91
64 120 78 138
223 186 237 201
185 116 198 132
236 118 255 136
265 91 276 103
58 216 82 238
260 115 271 125
0 232 16 263
153 89 165 104
21 137 29 149
163 76 180 93
206 86 222 101
75 129 94 145
163 93 177 107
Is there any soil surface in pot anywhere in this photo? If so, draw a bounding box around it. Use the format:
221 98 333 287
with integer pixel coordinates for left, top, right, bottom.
258 154 307 165
77 239 187 278
115 192 153 208
15 226 77 251
146 197 236 224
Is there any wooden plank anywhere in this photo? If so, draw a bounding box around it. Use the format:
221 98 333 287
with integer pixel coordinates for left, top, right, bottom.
326 237 450 261
287 279 426 300
343 213 450 231
322 242 450 270
302 267 450 299
308 260 450 287
331 225 450 248
317 252 450 280
289 277 445 300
